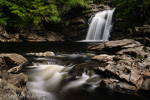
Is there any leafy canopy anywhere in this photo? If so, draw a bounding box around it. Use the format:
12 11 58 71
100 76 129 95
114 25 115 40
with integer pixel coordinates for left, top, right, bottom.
0 0 91 30
112 0 150 29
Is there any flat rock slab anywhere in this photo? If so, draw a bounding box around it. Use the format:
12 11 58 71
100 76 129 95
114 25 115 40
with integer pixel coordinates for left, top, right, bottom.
92 54 115 62
0 53 27 66
105 39 141 48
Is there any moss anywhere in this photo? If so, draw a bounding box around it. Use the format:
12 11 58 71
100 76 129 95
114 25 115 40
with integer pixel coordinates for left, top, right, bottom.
136 55 142 59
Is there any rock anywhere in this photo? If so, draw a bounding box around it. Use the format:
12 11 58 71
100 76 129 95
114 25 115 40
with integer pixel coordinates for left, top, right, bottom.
141 72 150 77
7 73 28 88
88 43 105 51
99 78 137 93
135 25 150 34
117 46 147 58
88 39 142 54
1 53 27 66
8 66 22 73
87 75 102 85
105 39 141 49
69 63 86 76
0 78 32 100
135 37 150 46
0 57 4 65
140 78 150 90
92 54 115 62
42 51 55 57
0 68 33 100
90 39 150 92
139 57 150 70
140 72 150 90
69 63 94 76
1 70 28 88
97 63 143 89
0 79 20 100
25 51 55 57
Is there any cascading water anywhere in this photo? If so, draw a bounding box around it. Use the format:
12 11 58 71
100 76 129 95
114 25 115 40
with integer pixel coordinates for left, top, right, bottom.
24 53 147 100
26 64 94 100
85 8 115 42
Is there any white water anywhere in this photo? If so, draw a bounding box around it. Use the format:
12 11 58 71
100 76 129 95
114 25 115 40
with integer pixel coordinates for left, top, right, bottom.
62 73 89 91
27 65 66 100
26 64 92 100
85 8 115 42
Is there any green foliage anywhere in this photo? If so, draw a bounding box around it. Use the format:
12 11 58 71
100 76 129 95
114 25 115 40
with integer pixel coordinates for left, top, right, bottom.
0 0 91 30
56 0 91 15
29 0 61 26
0 0 61 29
112 0 150 29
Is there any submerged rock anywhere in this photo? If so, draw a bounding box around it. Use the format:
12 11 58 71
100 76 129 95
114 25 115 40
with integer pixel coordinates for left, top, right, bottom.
69 63 95 77
25 51 55 57
92 54 115 62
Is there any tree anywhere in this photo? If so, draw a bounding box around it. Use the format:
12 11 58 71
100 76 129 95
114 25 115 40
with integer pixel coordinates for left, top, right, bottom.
0 0 91 31
112 0 150 29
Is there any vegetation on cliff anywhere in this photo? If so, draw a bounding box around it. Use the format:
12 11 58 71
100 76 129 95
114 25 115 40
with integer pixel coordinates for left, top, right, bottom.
0 0 92 32
112 0 150 29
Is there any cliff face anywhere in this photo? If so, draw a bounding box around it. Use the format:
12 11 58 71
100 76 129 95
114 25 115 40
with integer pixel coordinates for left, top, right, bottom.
60 2 113 41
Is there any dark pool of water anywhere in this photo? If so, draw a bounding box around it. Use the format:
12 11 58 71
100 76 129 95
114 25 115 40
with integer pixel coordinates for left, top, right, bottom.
0 42 98 54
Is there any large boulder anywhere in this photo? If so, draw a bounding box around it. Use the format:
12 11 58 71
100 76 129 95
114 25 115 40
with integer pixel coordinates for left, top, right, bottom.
0 78 32 100
1 70 28 88
0 53 27 66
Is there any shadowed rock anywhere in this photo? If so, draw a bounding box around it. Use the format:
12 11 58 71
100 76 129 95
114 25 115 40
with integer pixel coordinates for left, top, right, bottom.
90 39 150 92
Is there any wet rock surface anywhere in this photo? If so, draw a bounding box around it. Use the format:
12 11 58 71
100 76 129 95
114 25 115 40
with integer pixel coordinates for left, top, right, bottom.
0 53 27 66
0 53 34 100
25 51 55 57
89 39 150 93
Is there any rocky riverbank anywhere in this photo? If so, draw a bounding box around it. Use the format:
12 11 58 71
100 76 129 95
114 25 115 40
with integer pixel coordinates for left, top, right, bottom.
88 39 150 93
0 51 57 100
1 39 150 99
0 53 32 100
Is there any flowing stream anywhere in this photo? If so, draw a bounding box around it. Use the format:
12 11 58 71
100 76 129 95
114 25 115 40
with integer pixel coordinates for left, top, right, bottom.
23 53 148 100
24 53 98 100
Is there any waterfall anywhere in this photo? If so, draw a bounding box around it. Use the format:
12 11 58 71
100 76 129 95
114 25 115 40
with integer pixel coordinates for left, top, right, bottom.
85 8 115 42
